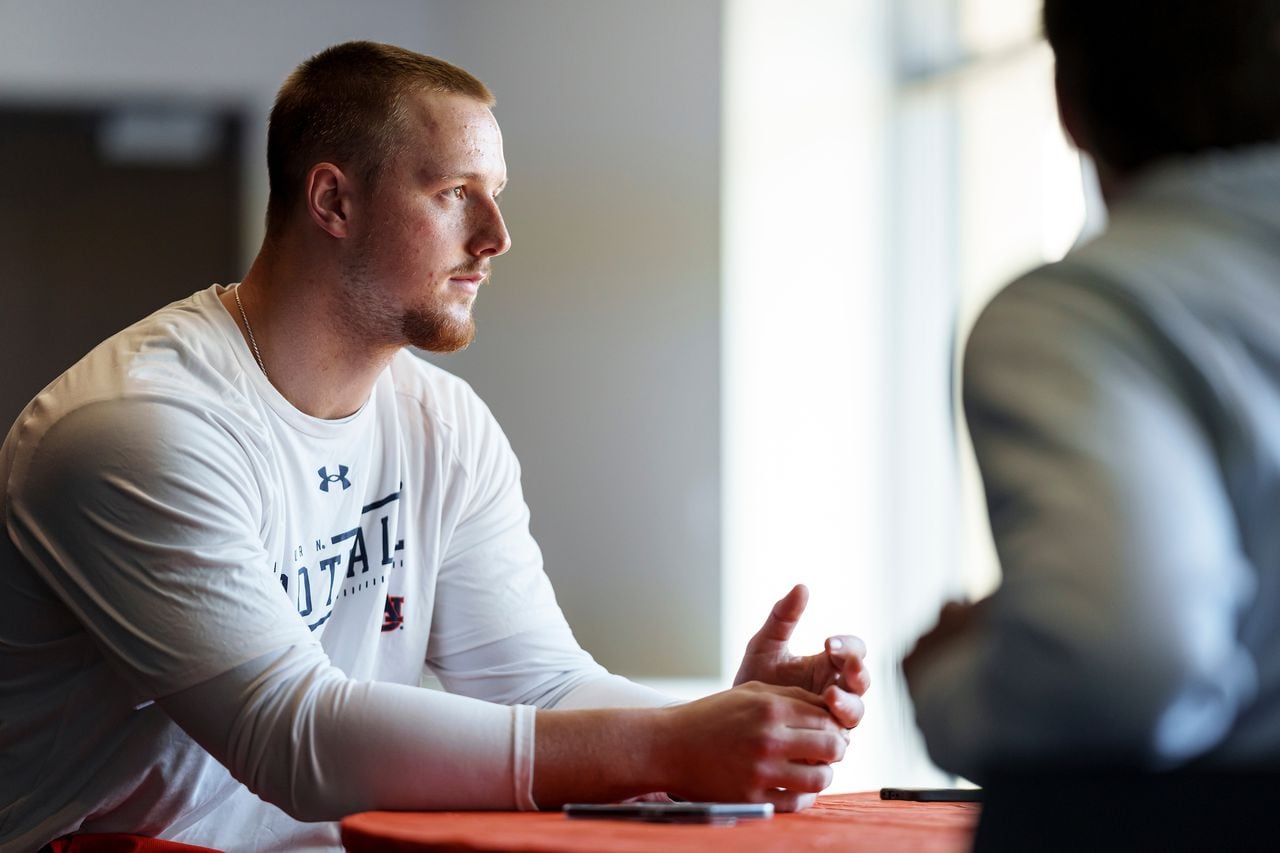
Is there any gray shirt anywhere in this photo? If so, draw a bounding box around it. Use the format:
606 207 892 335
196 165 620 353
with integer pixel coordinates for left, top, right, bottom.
911 144 1280 778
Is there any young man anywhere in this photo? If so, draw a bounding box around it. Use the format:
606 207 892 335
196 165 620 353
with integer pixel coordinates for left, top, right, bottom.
0 42 868 851
906 0 1280 844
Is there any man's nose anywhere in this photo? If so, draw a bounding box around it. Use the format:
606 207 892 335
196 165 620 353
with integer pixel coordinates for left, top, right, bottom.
469 198 511 258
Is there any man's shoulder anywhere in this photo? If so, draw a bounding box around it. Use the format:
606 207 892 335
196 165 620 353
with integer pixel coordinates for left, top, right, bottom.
976 213 1190 335
963 239 1214 413
45 285 239 396
979 192 1279 353
962 254 1150 397
972 257 1106 336
4 286 259 472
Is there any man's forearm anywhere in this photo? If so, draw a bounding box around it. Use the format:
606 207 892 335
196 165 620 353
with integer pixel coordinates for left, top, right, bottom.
533 707 670 807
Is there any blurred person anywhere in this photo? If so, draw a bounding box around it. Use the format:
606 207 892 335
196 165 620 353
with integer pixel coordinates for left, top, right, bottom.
905 0 1280 847
0 41 869 852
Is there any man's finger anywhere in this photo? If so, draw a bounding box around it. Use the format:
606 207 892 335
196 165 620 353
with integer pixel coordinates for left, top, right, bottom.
747 584 809 650
765 728 847 765
761 761 833 796
772 684 830 709
842 665 871 696
763 789 818 813
774 694 844 732
827 636 871 695
821 685 865 729
826 634 866 660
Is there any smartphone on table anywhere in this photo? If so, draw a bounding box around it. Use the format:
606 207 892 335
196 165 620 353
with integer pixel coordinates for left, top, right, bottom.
880 787 983 802
564 802 773 824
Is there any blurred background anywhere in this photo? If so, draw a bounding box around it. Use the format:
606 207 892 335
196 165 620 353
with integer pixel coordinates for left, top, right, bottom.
0 0 1093 791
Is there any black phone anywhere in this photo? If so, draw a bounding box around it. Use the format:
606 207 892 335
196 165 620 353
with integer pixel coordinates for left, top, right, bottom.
880 786 983 802
563 802 774 824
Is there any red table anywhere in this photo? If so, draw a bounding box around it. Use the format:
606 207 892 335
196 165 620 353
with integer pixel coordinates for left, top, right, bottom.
341 792 980 852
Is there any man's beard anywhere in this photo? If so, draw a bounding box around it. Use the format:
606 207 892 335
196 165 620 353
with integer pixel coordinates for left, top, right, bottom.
402 300 476 352
339 243 480 353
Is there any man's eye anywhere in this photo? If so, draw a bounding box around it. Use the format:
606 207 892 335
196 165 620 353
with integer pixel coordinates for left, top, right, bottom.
451 187 465 200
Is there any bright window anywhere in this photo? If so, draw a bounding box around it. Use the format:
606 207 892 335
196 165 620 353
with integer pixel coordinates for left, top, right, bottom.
722 0 1086 789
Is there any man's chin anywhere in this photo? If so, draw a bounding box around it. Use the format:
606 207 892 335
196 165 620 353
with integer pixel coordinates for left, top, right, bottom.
402 312 476 353
414 334 475 354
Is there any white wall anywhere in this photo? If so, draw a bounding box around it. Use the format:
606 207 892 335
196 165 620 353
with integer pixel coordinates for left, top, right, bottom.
0 0 722 677
418 0 722 677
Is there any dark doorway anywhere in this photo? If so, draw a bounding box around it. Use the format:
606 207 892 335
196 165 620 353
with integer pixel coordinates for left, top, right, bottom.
0 102 243 427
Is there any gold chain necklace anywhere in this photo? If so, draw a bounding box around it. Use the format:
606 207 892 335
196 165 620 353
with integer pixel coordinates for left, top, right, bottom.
234 285 268 378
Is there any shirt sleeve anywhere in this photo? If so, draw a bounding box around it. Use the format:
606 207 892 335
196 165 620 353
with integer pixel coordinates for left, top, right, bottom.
158 643 537 819
6 394 311 701
422 386 678 707
427 624 684 709
909 271 1259 780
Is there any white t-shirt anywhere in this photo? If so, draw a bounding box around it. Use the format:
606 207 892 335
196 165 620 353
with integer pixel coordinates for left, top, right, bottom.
0 285 672 851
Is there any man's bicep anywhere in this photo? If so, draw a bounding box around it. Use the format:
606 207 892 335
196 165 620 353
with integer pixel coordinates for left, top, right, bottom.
7 397 309 700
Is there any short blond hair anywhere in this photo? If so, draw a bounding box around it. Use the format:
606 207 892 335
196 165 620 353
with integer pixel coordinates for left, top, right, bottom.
265 41 494 236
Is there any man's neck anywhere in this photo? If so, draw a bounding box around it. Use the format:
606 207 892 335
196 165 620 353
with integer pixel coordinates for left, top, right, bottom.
221 249 399 420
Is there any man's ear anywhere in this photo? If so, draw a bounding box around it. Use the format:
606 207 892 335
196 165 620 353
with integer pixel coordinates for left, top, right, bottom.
306 162 353 238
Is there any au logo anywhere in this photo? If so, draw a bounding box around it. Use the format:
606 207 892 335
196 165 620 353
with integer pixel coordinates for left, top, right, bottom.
382 595 405 632
318 465 351 492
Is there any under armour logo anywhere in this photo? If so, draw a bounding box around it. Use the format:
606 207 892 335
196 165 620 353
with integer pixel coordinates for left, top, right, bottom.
318 465 351 492
382 595 405 632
